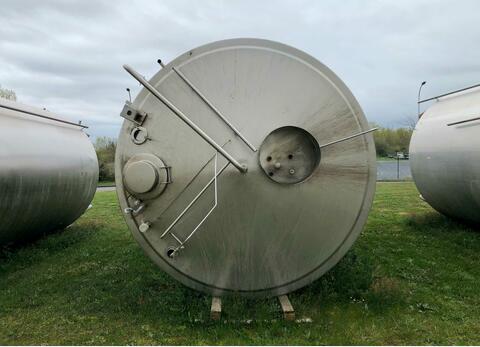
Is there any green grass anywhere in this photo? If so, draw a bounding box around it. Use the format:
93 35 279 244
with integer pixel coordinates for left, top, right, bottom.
1 182 479 345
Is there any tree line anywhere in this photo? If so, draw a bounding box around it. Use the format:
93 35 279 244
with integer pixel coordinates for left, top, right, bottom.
0 85 17 101
371 124 413 157
94 137 116 182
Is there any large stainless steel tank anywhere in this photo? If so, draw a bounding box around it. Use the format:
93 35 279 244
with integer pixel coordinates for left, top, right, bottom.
0 99 98 245
115 38 376 297
410 86 480 224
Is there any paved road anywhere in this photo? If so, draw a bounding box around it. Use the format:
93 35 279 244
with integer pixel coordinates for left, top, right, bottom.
96 186 115 192
377 160 411 180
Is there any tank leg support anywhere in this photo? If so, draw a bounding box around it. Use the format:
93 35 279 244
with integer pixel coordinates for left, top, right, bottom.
278 295 295 321
210 296 222 321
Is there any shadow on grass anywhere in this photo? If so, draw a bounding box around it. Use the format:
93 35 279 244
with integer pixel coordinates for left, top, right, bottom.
406 211 479 233
0 221 103 263
104 248 406 323
55 247 402 324
296 250 373 300
290 249 405 315
1 225 404 325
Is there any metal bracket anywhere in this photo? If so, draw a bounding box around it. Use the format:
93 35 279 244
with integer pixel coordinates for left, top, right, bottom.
447 116 480 126
130 126 150 144
124 201 145 216
120 101 147 125
158 165 173 184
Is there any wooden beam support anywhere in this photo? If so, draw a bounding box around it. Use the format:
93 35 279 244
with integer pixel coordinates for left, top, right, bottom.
210 296 222 320
278 295 295 321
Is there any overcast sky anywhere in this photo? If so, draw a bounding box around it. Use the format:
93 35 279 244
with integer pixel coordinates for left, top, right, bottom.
1 0 479 139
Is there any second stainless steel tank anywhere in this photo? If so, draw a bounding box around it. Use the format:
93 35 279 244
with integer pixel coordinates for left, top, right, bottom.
0 99 99 245
410 86 480 224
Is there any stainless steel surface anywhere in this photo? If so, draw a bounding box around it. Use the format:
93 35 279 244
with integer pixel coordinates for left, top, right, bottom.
172 66 257 152
0 99 98 245
123 64 248 173
410 86 480 224
160 158 230 240
167 152 221 256
115 38 376 297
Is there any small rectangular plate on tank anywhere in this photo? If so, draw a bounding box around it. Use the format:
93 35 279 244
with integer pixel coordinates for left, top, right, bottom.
120 101 147 125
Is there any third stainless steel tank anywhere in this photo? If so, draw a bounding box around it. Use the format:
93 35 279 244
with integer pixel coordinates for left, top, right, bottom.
410 86 480 224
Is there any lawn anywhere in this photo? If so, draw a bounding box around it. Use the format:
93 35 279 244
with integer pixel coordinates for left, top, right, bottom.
1 182 479 345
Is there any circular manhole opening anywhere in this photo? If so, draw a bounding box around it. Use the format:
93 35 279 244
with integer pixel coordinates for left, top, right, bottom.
259 126 320 184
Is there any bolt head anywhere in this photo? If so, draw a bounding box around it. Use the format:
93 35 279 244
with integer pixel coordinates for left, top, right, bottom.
139 222 150 233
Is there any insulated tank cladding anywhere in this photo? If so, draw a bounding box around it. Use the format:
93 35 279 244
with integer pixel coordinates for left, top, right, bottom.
410 86 480 224
0 99 99 245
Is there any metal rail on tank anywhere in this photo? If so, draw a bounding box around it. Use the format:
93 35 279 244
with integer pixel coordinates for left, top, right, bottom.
0 99 99 245
115 38 377 297
410 84 480 224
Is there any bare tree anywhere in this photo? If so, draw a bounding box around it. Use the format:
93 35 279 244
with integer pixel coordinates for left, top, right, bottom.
0 85 17 101
400 115 417 130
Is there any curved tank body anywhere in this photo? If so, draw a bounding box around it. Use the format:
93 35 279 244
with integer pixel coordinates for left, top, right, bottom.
0 98 99 245
410 87 480 224
115 38 376 297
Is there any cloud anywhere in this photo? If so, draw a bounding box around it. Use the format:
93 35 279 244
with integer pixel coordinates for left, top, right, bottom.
1 0 479 138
